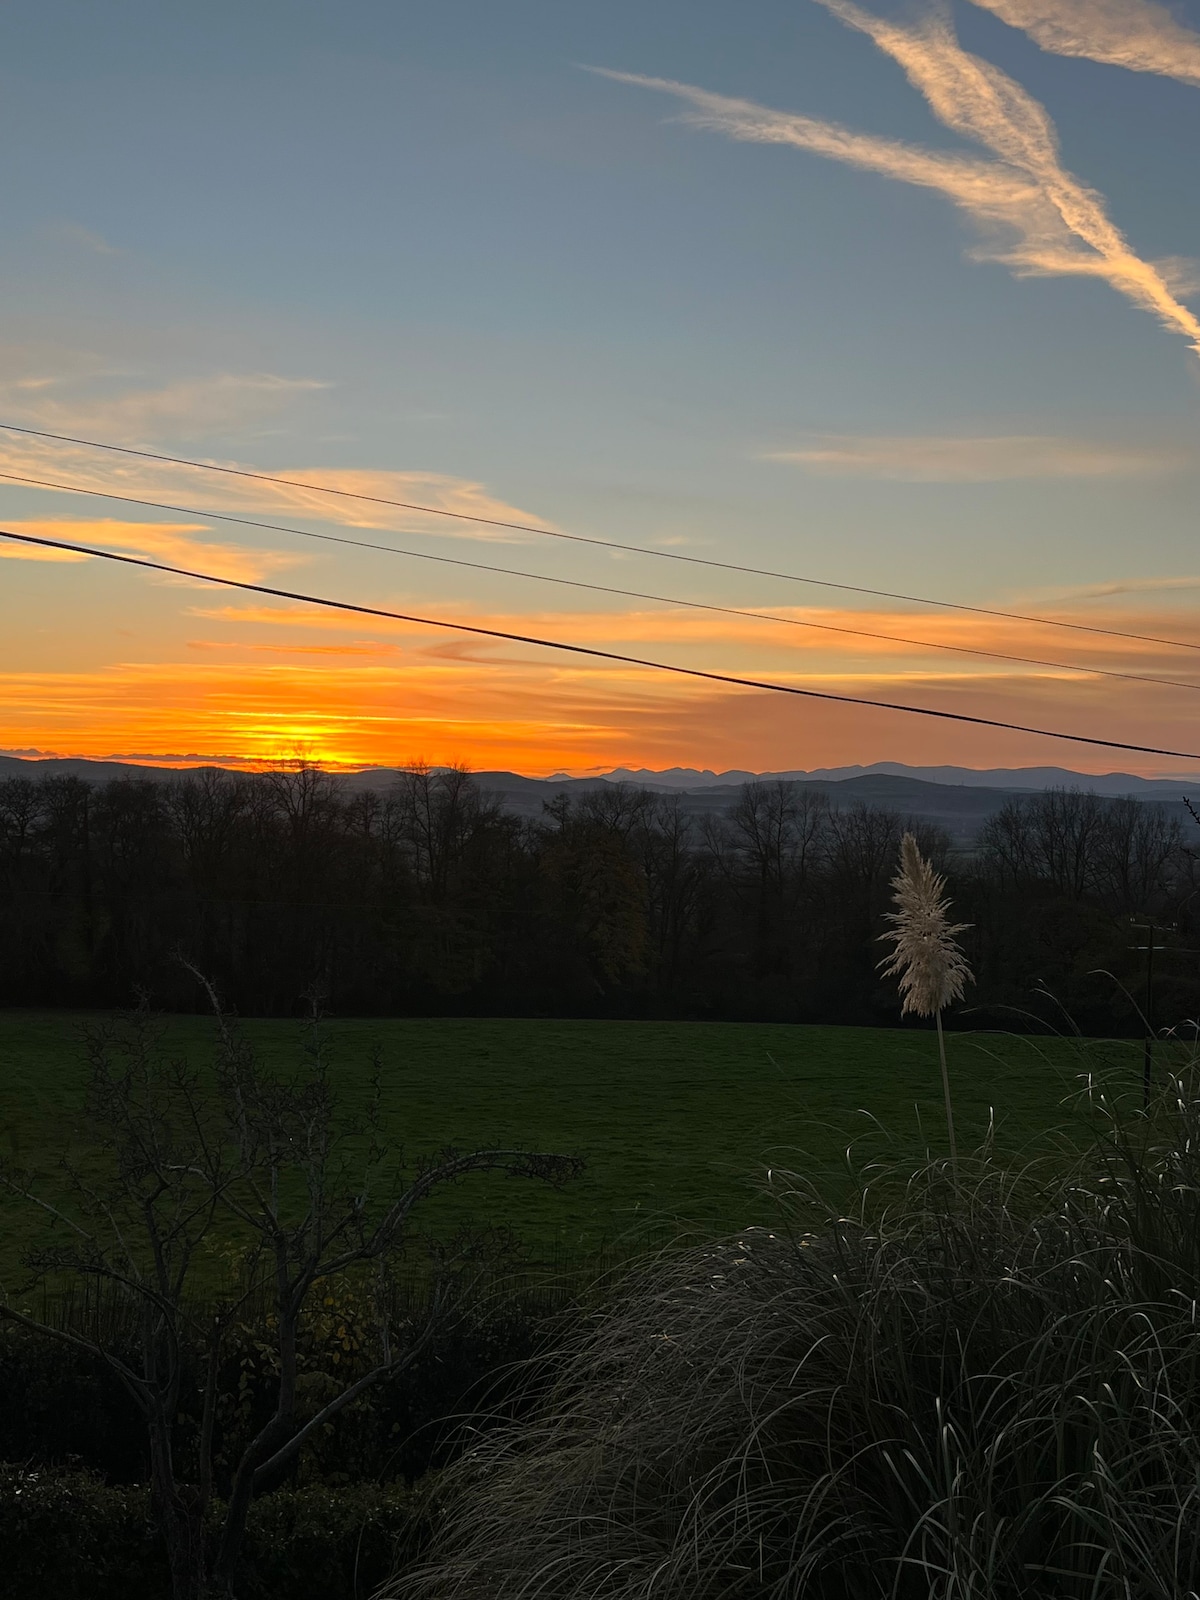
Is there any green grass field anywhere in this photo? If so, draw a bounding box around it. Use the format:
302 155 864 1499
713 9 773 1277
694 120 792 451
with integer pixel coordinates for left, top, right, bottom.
0 1011 1156 1280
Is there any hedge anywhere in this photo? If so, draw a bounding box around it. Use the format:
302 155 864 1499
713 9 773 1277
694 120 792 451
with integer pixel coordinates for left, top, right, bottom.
0 1465 433 1599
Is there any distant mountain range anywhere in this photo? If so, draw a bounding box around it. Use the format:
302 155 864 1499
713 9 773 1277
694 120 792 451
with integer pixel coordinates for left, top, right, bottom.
6 754 1194 798
589 762 1200 799
468 766 1200 845
3 754 1198 847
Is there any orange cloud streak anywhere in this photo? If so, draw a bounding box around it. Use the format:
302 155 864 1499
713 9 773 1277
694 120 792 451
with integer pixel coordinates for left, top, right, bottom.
0 519 301 582
188 596 1200 672
1 644 1197 777
6 550 1200 774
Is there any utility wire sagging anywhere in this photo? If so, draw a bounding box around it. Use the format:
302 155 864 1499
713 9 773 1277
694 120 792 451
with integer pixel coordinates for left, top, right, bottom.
3 419 1198 654
2 525 1198 762
2 467 1197 695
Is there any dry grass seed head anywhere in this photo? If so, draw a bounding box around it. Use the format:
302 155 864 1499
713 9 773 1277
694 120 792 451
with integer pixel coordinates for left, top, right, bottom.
878 833 972 1018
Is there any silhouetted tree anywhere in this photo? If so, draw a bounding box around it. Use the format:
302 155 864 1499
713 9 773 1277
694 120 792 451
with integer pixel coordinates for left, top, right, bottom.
0 990 579 1600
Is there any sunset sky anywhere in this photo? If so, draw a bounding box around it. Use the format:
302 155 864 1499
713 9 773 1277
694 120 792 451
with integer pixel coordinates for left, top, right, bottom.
2 0 1200 777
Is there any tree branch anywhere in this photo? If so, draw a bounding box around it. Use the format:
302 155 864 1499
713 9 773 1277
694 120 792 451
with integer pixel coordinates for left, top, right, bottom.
251 1301 444 1487
0 1302 155 1412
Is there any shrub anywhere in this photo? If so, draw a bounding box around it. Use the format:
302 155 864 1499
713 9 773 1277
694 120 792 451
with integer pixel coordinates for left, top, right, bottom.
0 1287 564 1491
394 1060 1200 1598
0 1465 433 1600
231 1481 435 1598
0 1323 147 1481
0 1003 579 1599
0 1465 166 1600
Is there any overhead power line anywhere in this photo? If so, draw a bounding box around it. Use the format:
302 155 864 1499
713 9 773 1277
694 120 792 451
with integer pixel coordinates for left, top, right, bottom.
4 467 1198 697
2 419 1197 656
3 525 1199 763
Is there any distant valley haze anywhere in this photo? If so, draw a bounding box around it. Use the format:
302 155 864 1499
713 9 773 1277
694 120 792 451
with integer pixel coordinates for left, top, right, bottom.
4 752 1198 850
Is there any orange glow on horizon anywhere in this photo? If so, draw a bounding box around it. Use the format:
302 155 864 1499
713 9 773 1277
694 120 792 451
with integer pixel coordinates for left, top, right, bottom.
3 648 1199 779
5 532 1200 779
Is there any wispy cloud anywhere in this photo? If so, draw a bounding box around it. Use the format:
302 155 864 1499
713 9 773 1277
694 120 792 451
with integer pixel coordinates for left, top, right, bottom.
0 537 90 563
188 594 1200 674
211 464 557 542
44 220 121 256
1025 572 1200 601
967 0 1200 87
0 371 558 544
189 639 395 658
0 371 331 444
594 67 1039 228
765 431 1188 479
594 0 1200 356
0 518 300 583
817 0 1200 344
0 434 560 544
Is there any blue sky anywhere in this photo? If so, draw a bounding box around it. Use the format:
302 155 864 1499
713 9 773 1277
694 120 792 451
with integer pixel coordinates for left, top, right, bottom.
2 0 1199 774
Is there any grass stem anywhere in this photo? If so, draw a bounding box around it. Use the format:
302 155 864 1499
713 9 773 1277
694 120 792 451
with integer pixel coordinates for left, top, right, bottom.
936 1010 959 1182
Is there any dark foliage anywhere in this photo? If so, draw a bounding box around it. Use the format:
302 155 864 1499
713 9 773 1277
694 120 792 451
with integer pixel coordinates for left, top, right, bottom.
0 1293 564 1488
1 764 1196 1029
0 1465 432 1600
0 1004 579 1599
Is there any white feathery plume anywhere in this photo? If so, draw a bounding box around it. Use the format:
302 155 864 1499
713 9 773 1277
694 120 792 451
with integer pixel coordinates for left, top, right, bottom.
879 833 973 1176
879 833 973 1017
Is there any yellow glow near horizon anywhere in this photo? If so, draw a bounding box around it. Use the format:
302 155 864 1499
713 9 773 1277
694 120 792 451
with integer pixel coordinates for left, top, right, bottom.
5 517 1200 777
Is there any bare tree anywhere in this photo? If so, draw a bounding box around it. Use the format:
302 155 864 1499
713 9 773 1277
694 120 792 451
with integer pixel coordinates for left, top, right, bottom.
981 788 1105 901
392 764 501 903
982 791 1188 915
0 775 40 864
1094 798 1185 915
165 769 251 882
723 781 831 978
0 989 579 1600
635 797 707 990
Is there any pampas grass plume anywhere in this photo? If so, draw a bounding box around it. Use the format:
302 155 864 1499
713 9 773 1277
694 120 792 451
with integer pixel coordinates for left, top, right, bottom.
878 833 972 1018
879 832 972 1176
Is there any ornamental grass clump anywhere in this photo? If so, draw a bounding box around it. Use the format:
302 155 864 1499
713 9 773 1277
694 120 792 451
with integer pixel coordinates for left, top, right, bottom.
390 1053 1200 1600
878 832 972 1177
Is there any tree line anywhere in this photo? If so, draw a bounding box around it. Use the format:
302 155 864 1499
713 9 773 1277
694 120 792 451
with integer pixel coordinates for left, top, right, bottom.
1 765 1197 1031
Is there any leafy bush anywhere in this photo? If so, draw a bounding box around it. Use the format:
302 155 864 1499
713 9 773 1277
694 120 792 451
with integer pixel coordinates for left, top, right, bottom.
0 1465 433 1599
0 1466 166 1600
0 1289 561 1489
395 1061 1200 1598
235 1481 435 1598
0 1323 147 1481
0 1281 567 1597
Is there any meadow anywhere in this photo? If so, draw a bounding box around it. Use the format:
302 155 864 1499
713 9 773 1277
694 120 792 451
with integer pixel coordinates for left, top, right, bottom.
0 1009 1152 1277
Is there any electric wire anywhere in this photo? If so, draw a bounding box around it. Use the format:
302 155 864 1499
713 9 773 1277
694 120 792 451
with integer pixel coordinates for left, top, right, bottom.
2 419 1197 656
3 525 1198 763
4 467 1198 696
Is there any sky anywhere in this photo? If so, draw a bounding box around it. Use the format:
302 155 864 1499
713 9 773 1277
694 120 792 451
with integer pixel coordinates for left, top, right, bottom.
1 0 1199 777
